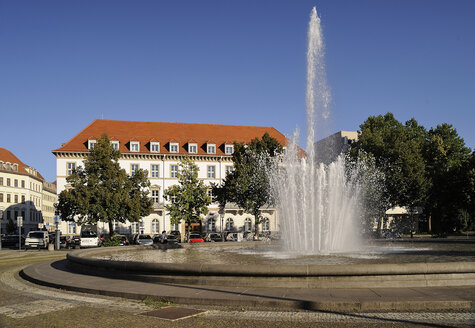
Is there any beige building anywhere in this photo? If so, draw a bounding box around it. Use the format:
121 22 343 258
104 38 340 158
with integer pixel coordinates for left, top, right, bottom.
0 148 57 234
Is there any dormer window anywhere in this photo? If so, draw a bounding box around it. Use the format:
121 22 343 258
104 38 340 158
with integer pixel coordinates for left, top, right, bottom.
88 140 96 150
207 144 216 154
170 143 179 153
12 163 18 171
111 141 119 151
188 143 197 154
150 142 160 153
225 144 234 155
130 141 140 152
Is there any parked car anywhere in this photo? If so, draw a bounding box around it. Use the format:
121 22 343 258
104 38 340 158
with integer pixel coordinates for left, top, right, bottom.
70 235 81 249
205 233 222 242
59 236 72 249
80 230 101 248
25 231 50 250
166 234 178 244
1 235 25 248
116 235 129 246
188 233 204 243
137 234 153 246
225 232 243 242
169 230 182 243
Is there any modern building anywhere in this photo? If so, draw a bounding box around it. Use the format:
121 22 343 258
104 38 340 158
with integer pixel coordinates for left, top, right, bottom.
314 130 358 164
0 147 57 234
52 119 287 237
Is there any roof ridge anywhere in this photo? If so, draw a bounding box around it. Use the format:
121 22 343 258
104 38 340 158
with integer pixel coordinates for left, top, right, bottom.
94 119 275 129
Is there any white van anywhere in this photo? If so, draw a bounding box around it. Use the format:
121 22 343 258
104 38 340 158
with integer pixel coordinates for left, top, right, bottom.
25 231 49 250
80 230 101 248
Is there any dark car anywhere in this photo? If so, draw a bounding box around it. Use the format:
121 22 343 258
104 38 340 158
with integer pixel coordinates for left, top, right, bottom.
169 230 181 243
1 235 25 248
205 233 222 242
70 235 81 249
116 235 129 246
60 236 72 249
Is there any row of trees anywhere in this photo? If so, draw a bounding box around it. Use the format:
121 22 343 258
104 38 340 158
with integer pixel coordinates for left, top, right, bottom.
349 113 474 234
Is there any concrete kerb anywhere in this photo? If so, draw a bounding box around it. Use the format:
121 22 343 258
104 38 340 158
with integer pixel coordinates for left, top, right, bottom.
63 246 475 289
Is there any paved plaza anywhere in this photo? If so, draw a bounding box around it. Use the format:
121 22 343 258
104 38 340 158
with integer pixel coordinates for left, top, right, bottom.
0 249 474 327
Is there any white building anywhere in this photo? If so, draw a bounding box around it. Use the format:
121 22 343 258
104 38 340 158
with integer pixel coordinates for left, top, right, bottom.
52 119 287 237
0 147 57 234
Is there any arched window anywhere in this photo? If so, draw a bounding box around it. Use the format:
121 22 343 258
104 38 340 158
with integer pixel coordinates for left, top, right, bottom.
151 219 159 234
262 218 270 231
207 218 216 232
244 218 252 232
225 218 234 231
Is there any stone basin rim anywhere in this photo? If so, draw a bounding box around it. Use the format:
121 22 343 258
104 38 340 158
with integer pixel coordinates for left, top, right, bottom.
67 246 475 277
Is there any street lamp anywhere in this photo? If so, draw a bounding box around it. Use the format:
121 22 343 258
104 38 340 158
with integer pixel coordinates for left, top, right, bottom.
53 216 61 250
0 209 3 250
17 216 23 251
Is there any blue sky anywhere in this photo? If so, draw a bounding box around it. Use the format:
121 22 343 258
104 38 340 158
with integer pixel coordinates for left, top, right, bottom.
1 0 474 182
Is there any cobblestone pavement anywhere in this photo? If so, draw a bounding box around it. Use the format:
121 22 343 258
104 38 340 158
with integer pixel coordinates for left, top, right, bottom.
0 251 474 327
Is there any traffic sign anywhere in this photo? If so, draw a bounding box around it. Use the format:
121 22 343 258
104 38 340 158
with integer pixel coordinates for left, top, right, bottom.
17 216 23 227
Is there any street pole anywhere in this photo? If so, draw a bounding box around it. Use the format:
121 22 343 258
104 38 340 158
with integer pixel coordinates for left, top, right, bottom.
17 216 23 251
54 217 60 250
0 209 3 250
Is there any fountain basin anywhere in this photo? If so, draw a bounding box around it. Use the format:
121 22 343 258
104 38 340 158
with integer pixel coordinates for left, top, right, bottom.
66 241 475 289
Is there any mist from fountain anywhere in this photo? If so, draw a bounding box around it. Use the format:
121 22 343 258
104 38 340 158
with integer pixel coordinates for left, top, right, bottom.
271 7 363 254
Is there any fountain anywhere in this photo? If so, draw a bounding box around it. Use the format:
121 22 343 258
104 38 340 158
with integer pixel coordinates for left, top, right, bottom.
272 7 362 254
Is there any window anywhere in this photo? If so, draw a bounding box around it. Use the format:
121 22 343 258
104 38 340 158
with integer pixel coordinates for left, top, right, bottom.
7 194 11 203
244 218 252 232
225 218 234 231
150 164 159 178
207 166 216 178
0 177 3 186
68 222 76 234
67 163 76 176
207 144 216 154
111 141 119 150
262 218 270 231
170 165 178 178
151 219 159 234
21 180 25 188
21 195 25 203
0 193 3 202
225 166 233 175
14 195 18 203
88 140 96 150
139 220 145 234
130 141 140 152
170 143 179 153
7 178 11 186
131 222 139 234
225 144 234 155
131 164 139 175
14 179 18 187
150 142 160 153
206 218 216 232
188 143 197 154
151 189 160 203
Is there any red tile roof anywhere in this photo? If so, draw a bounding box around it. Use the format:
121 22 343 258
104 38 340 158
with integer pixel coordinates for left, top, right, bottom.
53 119 289 156
0 147 45 180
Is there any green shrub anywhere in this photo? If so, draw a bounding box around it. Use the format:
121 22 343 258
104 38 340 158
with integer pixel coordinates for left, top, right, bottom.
102 235 121 247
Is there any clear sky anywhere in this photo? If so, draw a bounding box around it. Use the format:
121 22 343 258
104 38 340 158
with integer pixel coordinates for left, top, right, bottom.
1 0 474 182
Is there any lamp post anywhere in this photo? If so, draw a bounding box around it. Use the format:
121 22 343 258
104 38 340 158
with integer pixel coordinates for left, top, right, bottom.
53 216 61 250
17 216 23 251
0 209 3 250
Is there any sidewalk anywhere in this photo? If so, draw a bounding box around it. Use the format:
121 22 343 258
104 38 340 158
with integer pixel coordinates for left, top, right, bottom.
22 258 475 313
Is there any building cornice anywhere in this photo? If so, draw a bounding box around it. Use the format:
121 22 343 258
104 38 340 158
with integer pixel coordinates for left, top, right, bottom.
52 151 233 162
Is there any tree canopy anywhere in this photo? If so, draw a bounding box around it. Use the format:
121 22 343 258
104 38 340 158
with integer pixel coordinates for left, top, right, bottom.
163 156 211 233
213 133 283 235
55 134 152 236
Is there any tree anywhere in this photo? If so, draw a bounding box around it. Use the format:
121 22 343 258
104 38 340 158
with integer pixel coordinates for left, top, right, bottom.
163 156 211 235
422 124 472 234
349 113 428 234
215 133 283 236
56 134 152 236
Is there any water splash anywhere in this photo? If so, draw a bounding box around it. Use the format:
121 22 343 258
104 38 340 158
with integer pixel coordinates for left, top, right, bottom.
271 7 362 254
